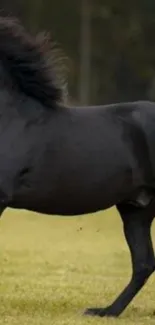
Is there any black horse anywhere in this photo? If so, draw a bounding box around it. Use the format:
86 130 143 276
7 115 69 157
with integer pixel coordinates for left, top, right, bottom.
0 16 155 318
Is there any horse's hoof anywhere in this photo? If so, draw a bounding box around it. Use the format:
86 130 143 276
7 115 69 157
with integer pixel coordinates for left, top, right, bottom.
84 307 115 317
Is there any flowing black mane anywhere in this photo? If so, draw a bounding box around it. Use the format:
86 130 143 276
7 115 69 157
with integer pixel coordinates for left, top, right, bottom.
0 17 67 108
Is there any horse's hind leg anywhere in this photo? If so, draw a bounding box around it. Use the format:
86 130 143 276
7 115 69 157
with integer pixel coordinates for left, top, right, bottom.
84 199 155 317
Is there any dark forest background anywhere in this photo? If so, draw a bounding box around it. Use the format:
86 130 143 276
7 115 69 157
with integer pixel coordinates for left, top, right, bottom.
1 0 155 106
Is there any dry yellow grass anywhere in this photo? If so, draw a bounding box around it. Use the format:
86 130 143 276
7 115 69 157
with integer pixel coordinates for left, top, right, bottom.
0 207 155 325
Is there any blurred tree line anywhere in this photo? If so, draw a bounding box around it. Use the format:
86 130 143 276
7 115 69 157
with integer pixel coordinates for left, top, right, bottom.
1 0 155 105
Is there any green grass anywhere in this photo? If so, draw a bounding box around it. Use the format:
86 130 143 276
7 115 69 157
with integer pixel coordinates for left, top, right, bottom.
0 207 155 325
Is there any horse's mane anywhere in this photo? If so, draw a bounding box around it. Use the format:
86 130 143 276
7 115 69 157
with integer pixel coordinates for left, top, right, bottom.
0 16 68 108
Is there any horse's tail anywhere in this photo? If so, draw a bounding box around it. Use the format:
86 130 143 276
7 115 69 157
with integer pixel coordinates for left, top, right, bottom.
0 16 68 107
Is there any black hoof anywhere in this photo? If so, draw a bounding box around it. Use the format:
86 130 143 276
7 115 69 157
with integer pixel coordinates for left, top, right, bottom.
84 307 115 317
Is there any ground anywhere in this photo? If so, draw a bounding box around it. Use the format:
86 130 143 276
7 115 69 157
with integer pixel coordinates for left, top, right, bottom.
0 207 155 325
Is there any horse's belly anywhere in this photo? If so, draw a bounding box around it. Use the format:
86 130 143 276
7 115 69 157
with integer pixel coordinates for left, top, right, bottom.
19 165 134 215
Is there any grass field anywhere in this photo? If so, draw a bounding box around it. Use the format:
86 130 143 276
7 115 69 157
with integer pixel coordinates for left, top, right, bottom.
0 207 155 325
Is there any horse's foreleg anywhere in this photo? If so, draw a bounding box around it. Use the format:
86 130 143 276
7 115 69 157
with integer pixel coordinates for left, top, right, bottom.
84 201 155 317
